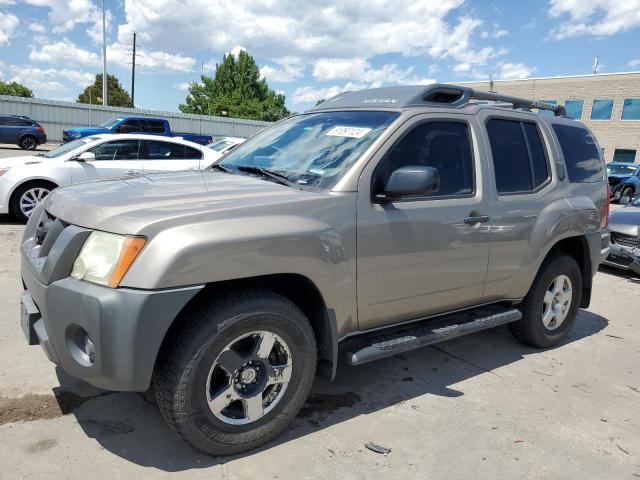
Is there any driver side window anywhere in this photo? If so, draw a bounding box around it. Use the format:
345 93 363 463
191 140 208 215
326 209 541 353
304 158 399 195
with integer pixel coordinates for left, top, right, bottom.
88 140 141 161
373 121 475 198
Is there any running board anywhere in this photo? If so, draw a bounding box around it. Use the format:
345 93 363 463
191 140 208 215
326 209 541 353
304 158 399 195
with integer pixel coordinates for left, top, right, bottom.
345 306 522 366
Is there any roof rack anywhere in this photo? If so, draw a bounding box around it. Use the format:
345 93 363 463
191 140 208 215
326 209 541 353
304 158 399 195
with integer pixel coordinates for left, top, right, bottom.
311 83 567 117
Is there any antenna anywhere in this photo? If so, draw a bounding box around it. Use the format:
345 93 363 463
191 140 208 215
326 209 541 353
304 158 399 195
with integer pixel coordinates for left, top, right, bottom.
592 56 599 74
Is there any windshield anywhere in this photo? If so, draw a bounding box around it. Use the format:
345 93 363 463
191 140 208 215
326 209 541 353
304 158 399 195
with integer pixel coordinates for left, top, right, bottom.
99 117 123 129
219 111 399 189
607 163 638 175
43 136 101 158
208 140 235 152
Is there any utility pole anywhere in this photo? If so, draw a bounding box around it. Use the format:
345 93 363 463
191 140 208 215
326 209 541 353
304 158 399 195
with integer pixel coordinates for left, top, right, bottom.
101 0 107 106
592 56 599 74
131 32 136 107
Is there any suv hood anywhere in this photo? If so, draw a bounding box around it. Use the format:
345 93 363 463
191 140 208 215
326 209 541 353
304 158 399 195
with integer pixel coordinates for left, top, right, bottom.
609 206 640 236
44 170 329 235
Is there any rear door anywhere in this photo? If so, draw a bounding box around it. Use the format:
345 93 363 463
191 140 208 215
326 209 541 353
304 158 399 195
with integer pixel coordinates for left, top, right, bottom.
70 139 143 183
477 110 562 300
141 139 203 173
356 113 492 329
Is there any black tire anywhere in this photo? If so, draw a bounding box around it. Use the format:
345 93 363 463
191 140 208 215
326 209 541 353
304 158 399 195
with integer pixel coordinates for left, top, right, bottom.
621 187 634 204
9 181 56 223
19 135 38 150
509 254 582 348
154 290 317 456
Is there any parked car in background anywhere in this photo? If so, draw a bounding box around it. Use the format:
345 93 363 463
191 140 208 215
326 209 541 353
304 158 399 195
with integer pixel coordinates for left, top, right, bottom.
607 162 640 202
611 166 640 203
0 133 219 221
603 192 640 274
62 116 213 145
0 115 47 150
206 136 246 158
19 84 609 455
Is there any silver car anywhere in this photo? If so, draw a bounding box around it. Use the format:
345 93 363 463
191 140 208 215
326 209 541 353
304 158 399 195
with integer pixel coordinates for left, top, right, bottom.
20 84 610 455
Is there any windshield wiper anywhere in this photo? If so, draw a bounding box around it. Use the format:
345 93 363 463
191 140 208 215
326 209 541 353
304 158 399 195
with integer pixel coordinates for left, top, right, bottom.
211 163 234 174
235 165 297 187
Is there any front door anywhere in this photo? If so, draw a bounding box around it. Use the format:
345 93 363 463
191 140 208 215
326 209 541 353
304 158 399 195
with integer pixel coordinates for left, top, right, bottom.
70 139 143 183
356 114 492 330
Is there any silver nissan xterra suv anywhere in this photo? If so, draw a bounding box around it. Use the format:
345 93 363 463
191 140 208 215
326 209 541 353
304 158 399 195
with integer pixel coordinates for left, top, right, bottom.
20 84 611 455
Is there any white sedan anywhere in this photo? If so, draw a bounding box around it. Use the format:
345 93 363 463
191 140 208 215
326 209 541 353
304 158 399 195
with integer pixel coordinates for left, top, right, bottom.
0 133 220 221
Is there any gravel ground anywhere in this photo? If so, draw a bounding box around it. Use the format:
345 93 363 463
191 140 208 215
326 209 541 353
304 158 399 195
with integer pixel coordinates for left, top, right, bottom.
0 147 638 479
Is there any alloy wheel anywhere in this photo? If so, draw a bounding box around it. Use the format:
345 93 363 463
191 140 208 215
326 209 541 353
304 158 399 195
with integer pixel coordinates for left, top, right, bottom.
20 187 50 218
206 330 292 425
541 274 572 331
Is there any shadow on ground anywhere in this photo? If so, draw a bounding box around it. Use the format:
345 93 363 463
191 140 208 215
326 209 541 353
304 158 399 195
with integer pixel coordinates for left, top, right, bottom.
49 309 609 472
598 264 640 284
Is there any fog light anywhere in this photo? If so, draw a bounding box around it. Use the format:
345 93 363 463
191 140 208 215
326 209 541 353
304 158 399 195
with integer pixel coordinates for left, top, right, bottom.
66 325 96 366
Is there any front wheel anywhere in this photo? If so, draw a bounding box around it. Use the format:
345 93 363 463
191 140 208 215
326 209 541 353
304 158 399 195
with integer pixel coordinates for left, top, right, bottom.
510 255 582 348
154 290 317 456
10 182 56 222
621 187 634 204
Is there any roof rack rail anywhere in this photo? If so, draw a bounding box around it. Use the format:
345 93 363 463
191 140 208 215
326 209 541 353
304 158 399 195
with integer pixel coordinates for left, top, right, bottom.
311 83 567 117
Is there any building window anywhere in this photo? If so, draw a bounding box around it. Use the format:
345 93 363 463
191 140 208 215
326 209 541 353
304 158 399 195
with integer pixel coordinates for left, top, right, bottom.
590 99 614 120
621 99 640 120
538 100 556 117
612 149 637 163
564 100 584 120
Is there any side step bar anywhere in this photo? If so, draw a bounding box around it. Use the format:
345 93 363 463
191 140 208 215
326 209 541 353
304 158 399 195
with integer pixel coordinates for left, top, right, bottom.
345 306 522 366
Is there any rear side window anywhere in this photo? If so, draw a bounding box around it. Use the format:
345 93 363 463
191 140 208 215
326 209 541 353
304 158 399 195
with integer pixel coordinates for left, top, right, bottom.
486 119 550 194
552 124 603 183
144 120 166 133
146 140 202 160
2 117 32 126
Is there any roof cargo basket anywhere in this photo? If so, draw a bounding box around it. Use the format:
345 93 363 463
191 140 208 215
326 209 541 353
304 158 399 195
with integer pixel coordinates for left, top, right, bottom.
312 83 567 117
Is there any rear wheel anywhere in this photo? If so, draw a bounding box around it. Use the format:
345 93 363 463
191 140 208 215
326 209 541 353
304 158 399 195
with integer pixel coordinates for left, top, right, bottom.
621 187 634 204
510 255 582 348
10 181 56 222
19 135 37 150
154 290 316 456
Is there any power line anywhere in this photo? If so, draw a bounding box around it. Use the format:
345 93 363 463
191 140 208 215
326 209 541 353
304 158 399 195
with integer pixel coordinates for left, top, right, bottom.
131 32 137 107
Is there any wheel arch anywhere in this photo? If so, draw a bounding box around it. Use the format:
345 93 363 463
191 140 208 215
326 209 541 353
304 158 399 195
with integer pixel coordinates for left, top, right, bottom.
8 178 59 217
539 235 592 308
155 273 339 381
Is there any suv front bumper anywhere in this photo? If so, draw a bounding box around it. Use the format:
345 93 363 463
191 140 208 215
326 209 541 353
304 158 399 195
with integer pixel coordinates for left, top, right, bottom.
21 262 202 391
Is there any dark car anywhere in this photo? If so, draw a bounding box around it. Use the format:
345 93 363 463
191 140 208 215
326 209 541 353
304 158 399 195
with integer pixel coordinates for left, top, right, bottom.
603 194 640 274
0 115 47 150
607 162 640 202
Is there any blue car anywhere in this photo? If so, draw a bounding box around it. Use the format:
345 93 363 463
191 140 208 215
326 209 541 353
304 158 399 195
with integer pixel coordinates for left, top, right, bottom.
63 116 213 145
0 115 47 150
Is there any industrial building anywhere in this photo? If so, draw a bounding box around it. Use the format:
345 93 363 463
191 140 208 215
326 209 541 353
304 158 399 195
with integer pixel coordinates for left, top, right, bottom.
456 71 640 164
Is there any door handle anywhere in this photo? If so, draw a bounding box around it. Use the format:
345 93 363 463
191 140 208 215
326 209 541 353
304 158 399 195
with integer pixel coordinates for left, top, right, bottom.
464 215 490 225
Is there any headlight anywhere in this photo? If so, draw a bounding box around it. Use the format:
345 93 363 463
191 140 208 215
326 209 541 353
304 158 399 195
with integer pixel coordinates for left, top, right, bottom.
71 231 146 288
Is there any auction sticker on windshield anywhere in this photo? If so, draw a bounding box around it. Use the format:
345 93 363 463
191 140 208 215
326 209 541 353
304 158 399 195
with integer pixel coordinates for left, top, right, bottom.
326 126 372 138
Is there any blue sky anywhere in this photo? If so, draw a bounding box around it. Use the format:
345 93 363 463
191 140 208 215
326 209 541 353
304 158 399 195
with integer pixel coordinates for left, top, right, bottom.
1 0 639 113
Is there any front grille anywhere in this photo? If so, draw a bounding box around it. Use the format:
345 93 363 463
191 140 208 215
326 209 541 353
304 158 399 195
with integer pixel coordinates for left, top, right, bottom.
611 232 640 249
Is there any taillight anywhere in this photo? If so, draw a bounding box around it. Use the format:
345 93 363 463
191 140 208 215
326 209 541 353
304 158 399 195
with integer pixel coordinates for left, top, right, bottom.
604 183 610 228
36 127 44 133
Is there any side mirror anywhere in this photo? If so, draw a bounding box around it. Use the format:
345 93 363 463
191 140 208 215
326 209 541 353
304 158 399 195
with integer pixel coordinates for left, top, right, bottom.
76 151 95 162
377 165 440 202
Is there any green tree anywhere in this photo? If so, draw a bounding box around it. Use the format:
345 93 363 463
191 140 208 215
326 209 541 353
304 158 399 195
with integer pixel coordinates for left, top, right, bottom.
315 99 325 106
180 50 290 121
77 74 133 107
0 81 34 98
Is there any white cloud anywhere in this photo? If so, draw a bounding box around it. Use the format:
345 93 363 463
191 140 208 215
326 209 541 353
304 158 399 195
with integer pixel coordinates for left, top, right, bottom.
497 62 536 79
28 22 46 33
24 0 96 32
0 11 18 45
628 59 640 67
29 39 100 66
312 58 370 81
108 42 196 73
548 0 640 39
0 0 16 4
260 57 305 83
116 0 499 66
175 81 195 90
292 83 363 104
7 65 93 93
